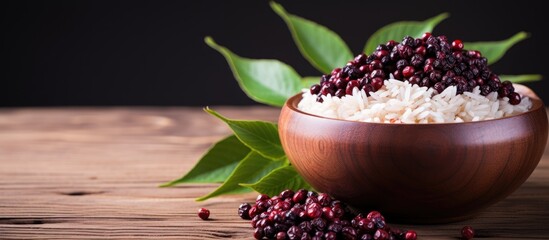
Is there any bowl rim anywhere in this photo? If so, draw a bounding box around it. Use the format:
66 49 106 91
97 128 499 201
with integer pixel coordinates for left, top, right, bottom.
284 84 545 126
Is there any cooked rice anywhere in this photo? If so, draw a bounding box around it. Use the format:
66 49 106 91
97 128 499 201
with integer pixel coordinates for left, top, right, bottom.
298 79 532 123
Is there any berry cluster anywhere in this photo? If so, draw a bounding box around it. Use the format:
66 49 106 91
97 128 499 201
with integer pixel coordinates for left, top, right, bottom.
309 33 522 105
238 189 417 240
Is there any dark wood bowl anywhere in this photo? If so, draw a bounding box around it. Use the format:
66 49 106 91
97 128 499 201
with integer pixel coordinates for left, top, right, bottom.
279 86 548 223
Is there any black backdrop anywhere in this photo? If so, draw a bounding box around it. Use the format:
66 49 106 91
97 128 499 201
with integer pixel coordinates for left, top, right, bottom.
2 0 548 106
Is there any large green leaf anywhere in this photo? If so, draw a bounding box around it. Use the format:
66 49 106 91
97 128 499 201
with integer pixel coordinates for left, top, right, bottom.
197 152 288 201
241 165 312 197
160 135 250 187
205 108 285 160
301 76 320 89
271 2 353 74
464 32 529 65
499 74 542 83
364 13 449 54
205 37 301 107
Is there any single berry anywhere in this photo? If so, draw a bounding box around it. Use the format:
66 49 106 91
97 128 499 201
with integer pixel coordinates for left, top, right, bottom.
354 53 367 65
280 189 295 200
331 68 342 76
287 225 303 240
508 92 522 105
292 189 308 204
370 60 383 70
370 77 384 91
421 32 432 41
404 230 417 240
257 194 270 202
324 231 337 240
306 203 322 219
248 206 259 219
415 46 426 55
254 227 265 240
321 207 335 220
198 208 210 220
238 203 252 220
461 226 475 239
367 211 382 220
276 231 287 240
402 66 415 78
452 39 464 51
317 193 332 206
310 84 321 95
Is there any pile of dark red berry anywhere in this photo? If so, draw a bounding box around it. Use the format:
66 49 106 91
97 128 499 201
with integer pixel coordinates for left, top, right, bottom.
309 33 522 105
237 189 418 240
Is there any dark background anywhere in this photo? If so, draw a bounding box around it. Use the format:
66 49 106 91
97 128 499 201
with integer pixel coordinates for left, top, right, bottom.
2 0 547 106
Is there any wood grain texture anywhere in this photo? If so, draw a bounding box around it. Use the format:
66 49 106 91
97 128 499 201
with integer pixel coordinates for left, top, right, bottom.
279 94 548 223
0 107 548 239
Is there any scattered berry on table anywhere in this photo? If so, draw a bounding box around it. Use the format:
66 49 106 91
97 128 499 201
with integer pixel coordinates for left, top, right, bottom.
238 189 418 239
461 225 475 239
198 207 210 220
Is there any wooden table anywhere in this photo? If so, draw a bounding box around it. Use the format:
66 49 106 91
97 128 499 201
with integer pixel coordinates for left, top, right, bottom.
1 107 548 239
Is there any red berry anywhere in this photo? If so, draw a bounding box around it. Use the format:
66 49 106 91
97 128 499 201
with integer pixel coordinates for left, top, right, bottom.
405 230 417 240
375 50 389 59
331 68 342 76
359 65 370 74
366 211 383 221
276 232 287 240
370 77 384 91
198 208 210 220
354 53 367 65
386 40 398 48
452 39 464 51
423 64 434 73
346 80 360 95
248 206 259 218
461 226 475 239
253 227 264 239
256 194 269 202
279 189 294 199
508 92 522 105
306 203 322 219
292 189 307 204
370 60 383 70
402 66 415 78
415 46 426 55
421 32 432 41
322 207 335 221
238 203 252 220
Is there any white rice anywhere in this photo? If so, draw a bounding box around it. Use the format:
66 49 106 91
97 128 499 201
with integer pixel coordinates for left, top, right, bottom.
298 79 532 123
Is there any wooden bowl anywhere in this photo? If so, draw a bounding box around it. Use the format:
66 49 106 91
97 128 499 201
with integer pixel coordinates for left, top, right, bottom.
279 86 547 223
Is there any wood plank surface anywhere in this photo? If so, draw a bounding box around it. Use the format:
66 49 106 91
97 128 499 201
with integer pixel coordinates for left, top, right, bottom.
0 107 548 239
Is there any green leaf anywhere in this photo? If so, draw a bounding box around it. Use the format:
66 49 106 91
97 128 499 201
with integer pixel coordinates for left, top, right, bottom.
271 2 353 74
205 107 285 160
301 76 320 89
241 165 312 197
464 32 529 65
160 135 250 187
205 36 301 107
499 74 543 83
197 152 287 201
364 13 449 54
